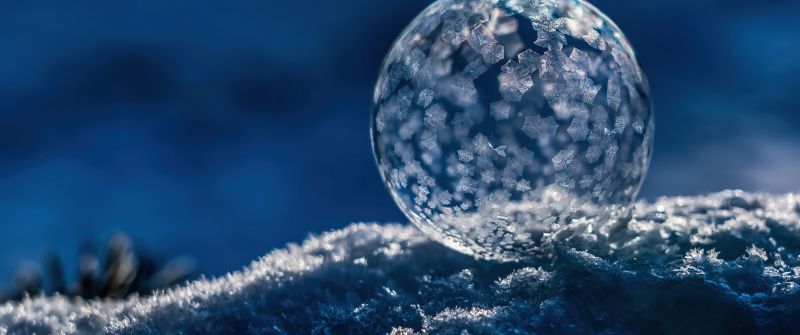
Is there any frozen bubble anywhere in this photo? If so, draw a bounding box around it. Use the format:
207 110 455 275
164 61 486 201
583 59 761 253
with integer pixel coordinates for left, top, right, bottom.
371 0 653 261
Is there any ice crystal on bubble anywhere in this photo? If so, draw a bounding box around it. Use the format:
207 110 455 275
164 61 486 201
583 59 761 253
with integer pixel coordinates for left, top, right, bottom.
371 0 653 260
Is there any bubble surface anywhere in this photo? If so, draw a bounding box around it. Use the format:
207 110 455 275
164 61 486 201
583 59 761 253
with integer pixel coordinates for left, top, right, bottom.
371 0 653 261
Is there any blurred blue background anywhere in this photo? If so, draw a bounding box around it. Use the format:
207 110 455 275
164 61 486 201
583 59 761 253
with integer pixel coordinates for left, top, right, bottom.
0 0 798 281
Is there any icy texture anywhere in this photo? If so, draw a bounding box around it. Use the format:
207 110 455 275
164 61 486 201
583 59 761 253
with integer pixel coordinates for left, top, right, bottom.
2 191 800 334
371 0 653 261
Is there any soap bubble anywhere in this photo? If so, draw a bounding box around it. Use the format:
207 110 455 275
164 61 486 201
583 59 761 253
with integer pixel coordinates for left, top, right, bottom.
371 0 653 261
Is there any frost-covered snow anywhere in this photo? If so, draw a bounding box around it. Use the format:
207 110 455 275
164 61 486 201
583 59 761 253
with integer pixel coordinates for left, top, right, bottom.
2 190 800 334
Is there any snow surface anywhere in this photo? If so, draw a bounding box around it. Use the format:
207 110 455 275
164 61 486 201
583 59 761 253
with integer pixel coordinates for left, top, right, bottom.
2 190 800 334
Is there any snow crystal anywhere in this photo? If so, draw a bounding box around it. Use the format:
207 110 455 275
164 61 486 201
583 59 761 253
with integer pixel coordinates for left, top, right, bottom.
489 101 512 121
420 131 438 150
423 104 447 131
566 116 589 141
462 59 488 79
607 77 622 112
515 179 531 192
482 43 505 64
498 64 534 102
522 115 559 139
495 16 518 36
551 149 575 171
492 145 507 157
516 49 540 74
441 18 467 46
450 76 477 103
417 89 435 108
472 133 493 155
457 149 475 163
3 191 800 334
404 48 426 79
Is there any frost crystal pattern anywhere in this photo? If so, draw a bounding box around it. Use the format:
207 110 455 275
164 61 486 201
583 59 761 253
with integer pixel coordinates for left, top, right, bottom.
372 0 653 260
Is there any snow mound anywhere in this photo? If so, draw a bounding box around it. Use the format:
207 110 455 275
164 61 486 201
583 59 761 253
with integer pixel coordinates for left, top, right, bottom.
2 190 800 334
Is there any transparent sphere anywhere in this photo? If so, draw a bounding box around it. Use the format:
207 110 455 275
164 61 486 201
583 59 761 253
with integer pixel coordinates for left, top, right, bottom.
371 0 653 261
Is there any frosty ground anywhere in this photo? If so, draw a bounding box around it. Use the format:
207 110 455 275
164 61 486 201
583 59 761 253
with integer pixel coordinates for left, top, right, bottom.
2 190 800 334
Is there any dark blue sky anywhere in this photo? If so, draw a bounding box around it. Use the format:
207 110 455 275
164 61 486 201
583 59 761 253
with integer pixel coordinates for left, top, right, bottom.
0 0 798 280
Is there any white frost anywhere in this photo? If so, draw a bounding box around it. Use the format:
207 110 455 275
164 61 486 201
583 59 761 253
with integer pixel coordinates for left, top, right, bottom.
2 191 800 334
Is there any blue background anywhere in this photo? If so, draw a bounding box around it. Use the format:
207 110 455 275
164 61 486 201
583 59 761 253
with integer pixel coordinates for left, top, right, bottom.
0 0 798 281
